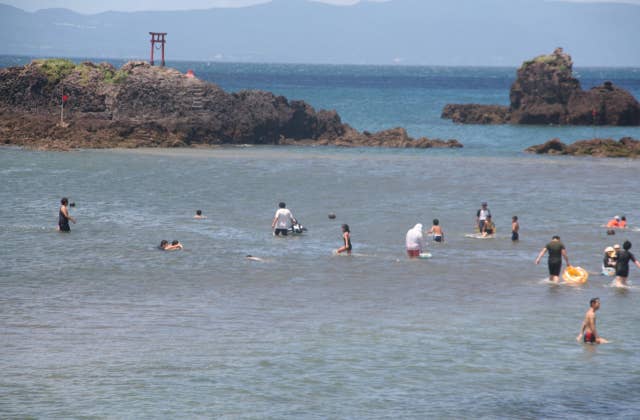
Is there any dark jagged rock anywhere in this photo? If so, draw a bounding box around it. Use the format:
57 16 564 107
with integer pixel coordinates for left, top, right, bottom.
441 104 510 125
443 48 640 126
0 59 462 150
525 137 640 157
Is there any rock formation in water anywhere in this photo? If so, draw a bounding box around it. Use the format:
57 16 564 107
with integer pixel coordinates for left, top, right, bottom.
442 48 640 126
0 59 462 150
525 137 640 157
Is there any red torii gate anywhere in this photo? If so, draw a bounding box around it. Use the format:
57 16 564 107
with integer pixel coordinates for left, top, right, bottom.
149 32 167 66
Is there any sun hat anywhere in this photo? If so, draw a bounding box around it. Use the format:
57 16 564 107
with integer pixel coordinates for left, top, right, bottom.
605 246 615 254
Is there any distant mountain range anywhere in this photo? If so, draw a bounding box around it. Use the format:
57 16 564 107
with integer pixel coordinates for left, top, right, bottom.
1 0 639 66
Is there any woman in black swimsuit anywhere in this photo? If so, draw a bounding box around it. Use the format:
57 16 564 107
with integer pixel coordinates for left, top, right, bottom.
336 224 352 255
58 197 75 232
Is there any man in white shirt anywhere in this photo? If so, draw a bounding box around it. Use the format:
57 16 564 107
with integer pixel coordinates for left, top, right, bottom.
272 202 297 236
476 202 491 232
405 223 425 258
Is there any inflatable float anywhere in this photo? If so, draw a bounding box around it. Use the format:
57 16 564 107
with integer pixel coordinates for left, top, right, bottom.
562 266 589 284
419 252 432 259
602 266 615 277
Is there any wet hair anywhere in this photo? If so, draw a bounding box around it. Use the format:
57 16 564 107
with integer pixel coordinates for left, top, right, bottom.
552 235 560 240
171 240 179 246
512 216 518 221
159 240 168 249
196 210 202 216
433 219 439 226
590 297 600 306
341 224 350 232
61 197 68 205
623 240 631 250
621 216 626 221
279 202 286 208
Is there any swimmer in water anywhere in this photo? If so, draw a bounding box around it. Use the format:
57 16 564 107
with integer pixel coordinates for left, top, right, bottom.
427 219 445 243
535 235 570 283
511 216 519 241
335 224 352 255
576 297 608 344
160 240 183 251
57 197 76 232
194 210 206 219
606 215 621 228
614 240 640 287
481 214 495 237
246 254 265 262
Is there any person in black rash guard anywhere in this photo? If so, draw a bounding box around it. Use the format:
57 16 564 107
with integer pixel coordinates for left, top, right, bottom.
535 235 570 283
614 241 640 287
336 224 352 255
57 197 75 232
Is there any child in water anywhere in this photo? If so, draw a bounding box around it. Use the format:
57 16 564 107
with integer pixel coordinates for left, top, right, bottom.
336 224 352 255
481 215 495 237
511 216 519 241
194 210 206 219
427 219 445 243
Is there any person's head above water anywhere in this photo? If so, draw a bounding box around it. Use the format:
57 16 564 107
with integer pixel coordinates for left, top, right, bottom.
279 202 286 209
512 215 518 221
171 240 179 246
433 219 439 226
623 240 632 251
61 197 68 205
614 244 621 250
621 215 627 221
615 215 621 221
481 202 487 207
552 235 560 240
196 210 202 216
159 240 168 248
590 297 600 308
341 224 350 232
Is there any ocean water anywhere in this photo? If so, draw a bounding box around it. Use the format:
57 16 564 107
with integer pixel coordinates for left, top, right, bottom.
2 59 640 418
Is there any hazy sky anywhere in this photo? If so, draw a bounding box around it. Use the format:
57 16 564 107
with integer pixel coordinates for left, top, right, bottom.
4 0 640 14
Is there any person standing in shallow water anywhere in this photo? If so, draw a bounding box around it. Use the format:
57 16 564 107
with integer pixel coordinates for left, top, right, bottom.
577 298 608 344
271 202 297 236
535 235 570 283
57 197 75 232
405 223 425 258
511 216 519 241
335 224 352 255
614 240 640 287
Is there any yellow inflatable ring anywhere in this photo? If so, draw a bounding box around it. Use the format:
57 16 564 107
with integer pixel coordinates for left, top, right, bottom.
562 266 589 284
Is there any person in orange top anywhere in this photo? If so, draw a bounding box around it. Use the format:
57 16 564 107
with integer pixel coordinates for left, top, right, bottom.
606 216 621 228
619 216 627 228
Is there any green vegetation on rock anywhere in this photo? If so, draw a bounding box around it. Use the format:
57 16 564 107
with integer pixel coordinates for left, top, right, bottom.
33 58 77 83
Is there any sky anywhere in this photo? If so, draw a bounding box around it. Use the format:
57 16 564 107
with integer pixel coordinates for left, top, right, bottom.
3 0 640 14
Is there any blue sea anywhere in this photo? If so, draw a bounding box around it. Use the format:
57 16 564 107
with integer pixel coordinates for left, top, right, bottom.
2 56 640 418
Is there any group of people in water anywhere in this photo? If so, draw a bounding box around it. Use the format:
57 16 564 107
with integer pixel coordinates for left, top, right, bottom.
58 197 637 345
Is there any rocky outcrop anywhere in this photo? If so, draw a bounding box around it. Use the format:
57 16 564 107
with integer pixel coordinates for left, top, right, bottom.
525 137 640 157
0 59 462 150
441 104 510 125
442 48 640 126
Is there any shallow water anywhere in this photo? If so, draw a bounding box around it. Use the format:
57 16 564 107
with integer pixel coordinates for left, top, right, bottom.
1 146 640 418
